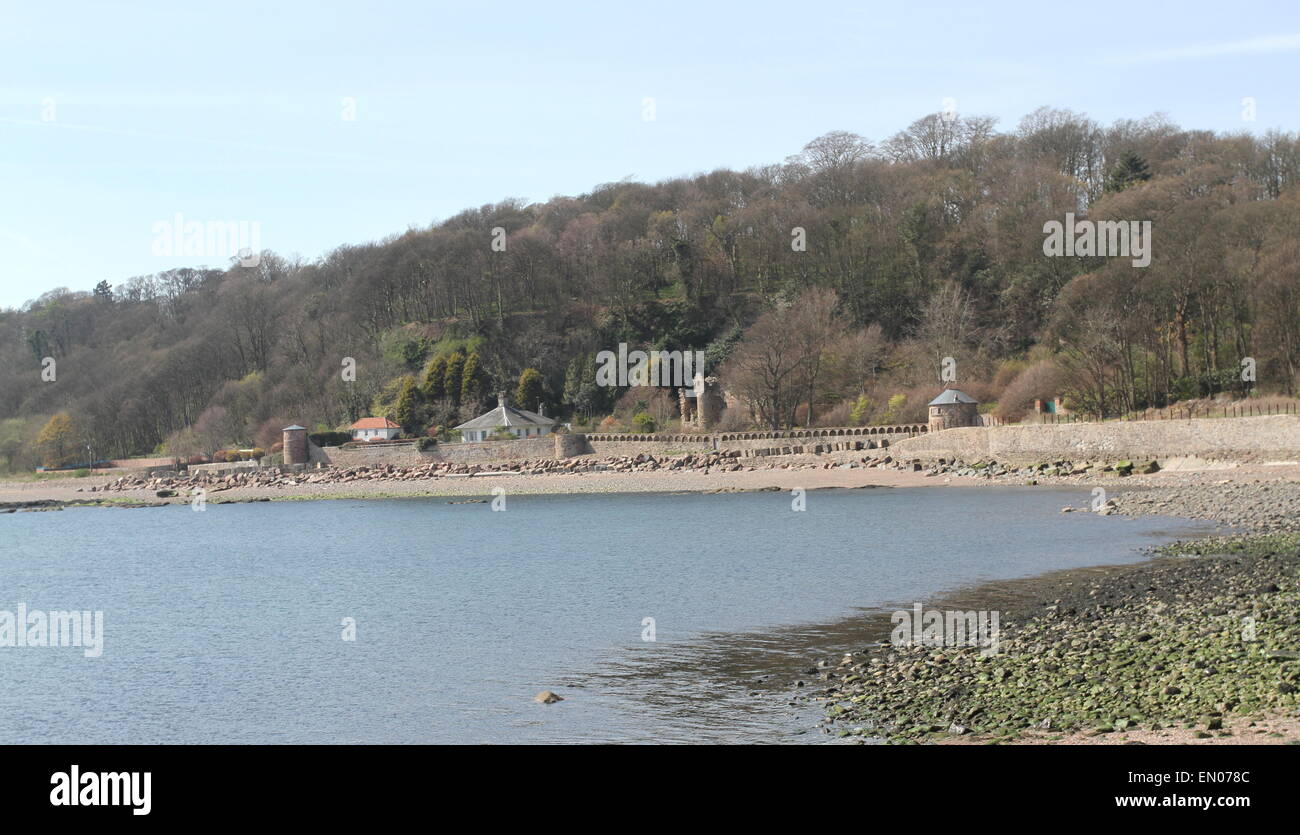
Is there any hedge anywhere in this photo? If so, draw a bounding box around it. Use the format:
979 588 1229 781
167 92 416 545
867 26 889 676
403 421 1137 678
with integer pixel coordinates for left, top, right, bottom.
310 431 353 447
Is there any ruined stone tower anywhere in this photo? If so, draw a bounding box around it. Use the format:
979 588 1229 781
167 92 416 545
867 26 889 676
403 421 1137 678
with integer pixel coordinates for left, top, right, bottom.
679 374 727 430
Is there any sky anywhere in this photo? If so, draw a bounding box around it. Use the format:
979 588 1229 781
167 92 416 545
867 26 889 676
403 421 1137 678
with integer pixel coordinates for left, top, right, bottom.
1 0 1298 309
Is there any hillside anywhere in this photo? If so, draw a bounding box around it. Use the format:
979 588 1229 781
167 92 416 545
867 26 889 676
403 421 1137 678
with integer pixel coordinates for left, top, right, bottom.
3 107 1298 471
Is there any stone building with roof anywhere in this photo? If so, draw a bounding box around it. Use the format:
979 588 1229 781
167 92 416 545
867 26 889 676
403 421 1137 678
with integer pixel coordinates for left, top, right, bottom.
454 393 555 442
927 388 980 432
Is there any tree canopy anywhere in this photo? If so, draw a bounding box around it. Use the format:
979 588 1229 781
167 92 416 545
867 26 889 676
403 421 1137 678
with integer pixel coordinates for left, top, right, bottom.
2 108 1297 467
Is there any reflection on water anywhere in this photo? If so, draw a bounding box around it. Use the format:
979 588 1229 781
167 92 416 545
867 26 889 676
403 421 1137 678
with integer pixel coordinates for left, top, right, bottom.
0 489 1212 744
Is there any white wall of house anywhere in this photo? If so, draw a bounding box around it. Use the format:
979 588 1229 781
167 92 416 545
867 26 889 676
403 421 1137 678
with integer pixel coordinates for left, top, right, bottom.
352 427 400 440
460 425 551 442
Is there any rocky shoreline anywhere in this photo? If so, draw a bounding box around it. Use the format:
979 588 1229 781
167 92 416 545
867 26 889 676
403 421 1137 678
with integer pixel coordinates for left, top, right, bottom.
811 480 1300 744
0 450 971 509
84 450 756 495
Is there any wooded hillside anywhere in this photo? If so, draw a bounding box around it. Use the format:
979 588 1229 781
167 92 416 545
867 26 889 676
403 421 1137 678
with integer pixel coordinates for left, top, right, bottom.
3 107 1298 470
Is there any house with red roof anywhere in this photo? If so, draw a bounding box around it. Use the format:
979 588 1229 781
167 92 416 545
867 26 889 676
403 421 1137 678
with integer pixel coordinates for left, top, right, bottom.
349 416 401 441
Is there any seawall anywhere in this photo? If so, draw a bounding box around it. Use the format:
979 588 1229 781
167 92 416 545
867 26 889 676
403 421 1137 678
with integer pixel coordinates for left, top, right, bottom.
318 424 928 468
888 415 1300 465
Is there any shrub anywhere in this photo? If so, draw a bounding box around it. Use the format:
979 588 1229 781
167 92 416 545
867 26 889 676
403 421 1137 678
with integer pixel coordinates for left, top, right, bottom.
309 431 352 448
816 400 854 427
415 437 437 452
849 394 874 426
879 394 908 425
995 360 1065 421
186 454 209 466
993 358 1029 392
631 412 656 433
270 441 284 454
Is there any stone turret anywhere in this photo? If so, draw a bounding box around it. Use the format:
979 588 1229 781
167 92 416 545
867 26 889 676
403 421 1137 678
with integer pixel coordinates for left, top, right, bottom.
282 425 309 466
927 389 979 432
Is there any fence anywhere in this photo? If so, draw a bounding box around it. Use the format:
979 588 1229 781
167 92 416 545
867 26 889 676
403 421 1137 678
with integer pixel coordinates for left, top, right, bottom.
1035 402 1300 424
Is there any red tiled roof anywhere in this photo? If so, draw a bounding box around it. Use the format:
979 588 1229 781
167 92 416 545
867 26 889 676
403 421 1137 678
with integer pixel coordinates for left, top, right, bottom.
349 417 399 430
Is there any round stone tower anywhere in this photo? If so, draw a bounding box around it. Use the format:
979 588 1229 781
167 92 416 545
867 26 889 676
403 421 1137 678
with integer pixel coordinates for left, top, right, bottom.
927 389 979 432
282 424 309 466
553 432 587 459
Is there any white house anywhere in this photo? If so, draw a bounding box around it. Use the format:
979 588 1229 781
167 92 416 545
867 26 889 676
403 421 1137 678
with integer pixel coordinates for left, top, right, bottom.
349 416 401 441
454 393 555 443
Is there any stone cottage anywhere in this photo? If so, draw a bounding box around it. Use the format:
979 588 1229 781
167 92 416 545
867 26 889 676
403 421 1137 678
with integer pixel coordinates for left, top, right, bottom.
927 388 980 431
454 393 555 442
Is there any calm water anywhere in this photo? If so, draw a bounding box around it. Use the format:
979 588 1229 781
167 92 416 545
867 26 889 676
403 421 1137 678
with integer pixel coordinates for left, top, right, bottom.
0 487 1209 744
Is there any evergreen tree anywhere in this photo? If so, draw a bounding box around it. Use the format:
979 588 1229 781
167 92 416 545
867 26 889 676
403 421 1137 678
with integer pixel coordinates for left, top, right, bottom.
563 354 603 421
392 377 419 435
442 352 464 408
516 368 544 412
422 355 447 400
1104 151 1151 194
460 352 487 410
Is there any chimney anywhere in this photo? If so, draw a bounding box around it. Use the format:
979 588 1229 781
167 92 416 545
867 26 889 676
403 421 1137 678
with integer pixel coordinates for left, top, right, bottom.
538 403 545 418
497 392 506 408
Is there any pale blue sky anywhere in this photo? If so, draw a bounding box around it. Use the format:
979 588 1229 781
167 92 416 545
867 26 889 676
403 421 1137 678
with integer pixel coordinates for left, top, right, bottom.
2 0 1298 309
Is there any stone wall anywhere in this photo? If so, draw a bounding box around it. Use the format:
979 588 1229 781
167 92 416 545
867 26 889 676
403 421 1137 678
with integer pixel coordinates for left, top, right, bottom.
188 460 263 475
584 434 715 458
91 465 178 477
321 443 442 468
583 425 927 457
317 424 929 467
105 456 179 470
321 435 563 468
440 436 563 464
889 415 1300 465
